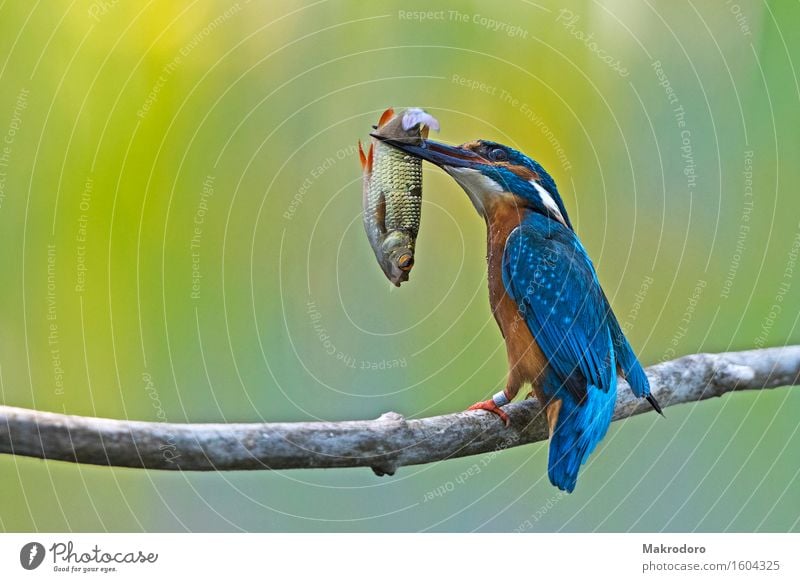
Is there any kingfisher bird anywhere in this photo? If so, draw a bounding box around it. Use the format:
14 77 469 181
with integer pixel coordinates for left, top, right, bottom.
373 135 662 492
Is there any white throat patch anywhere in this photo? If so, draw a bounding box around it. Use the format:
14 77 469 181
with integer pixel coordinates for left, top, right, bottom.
445 166 504 215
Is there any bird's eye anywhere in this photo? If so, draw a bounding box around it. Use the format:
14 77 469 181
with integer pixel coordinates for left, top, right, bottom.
488 148 507 162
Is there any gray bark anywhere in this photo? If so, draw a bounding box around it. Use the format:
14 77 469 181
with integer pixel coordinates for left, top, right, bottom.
0 346 797 476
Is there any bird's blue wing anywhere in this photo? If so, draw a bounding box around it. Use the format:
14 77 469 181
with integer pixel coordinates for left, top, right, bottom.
601 290 651 398
502 218 615 399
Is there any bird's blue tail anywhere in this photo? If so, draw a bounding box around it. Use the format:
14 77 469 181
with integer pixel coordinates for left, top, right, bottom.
547 379 617 493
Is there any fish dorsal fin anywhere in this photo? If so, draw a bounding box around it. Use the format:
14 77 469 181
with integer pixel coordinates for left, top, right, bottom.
377 107 395 128
358 140 366 168
358 140 373 173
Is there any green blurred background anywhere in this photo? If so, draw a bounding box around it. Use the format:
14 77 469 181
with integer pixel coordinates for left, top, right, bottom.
0 0 798 532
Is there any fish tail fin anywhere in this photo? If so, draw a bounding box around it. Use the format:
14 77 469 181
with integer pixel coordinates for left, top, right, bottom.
547 380 617 493
358 140 373 173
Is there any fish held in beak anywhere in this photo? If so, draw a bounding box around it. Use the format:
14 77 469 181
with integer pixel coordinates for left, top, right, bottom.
359 107 439 286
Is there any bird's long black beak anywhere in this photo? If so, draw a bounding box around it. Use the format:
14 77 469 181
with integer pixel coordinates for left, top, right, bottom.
370 135 484 169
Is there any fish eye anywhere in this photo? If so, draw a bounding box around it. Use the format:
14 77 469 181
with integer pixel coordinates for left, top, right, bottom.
397 253 414 270
488 148 507 162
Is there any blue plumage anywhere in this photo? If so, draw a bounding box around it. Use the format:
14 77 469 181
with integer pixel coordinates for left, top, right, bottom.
376 135 661 492
503 218 615 397
603 294 652 399
502 214 623 491
545 371 617 493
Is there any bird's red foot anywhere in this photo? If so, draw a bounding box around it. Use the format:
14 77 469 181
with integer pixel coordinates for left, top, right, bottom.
468 399 510 427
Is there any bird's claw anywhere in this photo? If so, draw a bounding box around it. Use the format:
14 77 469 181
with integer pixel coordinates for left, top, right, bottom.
467 399 510 427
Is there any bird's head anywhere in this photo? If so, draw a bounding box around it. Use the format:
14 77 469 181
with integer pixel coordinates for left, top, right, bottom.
373 136 573 230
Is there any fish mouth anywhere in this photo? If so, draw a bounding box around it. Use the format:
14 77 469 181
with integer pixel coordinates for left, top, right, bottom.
370 135 485 170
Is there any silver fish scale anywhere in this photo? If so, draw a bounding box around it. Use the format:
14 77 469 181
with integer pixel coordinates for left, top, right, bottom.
372 142 422 236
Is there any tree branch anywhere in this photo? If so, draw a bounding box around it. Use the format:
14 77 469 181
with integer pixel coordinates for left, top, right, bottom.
1 346 798 476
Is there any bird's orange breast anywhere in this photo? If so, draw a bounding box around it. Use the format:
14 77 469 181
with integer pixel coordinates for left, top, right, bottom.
485 199 549 396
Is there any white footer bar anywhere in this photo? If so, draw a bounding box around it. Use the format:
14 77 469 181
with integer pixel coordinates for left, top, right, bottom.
1 533 797 581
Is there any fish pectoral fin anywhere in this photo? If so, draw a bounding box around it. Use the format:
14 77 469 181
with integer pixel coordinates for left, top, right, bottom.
376 191 387 233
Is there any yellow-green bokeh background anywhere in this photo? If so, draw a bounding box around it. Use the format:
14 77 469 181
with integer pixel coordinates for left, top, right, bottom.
1 0 798 532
